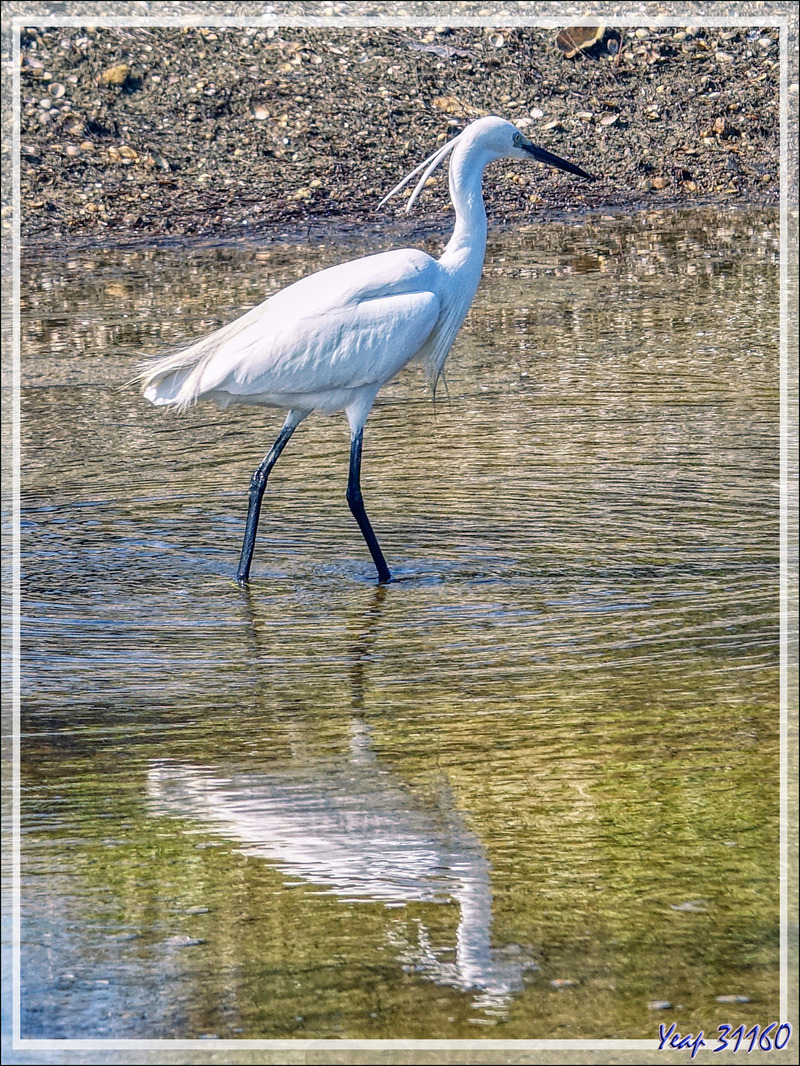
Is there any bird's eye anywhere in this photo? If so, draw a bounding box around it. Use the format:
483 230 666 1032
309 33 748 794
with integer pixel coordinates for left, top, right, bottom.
512 132 522 145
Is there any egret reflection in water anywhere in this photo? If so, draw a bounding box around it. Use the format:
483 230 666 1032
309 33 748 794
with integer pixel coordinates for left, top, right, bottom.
147 724 536 1010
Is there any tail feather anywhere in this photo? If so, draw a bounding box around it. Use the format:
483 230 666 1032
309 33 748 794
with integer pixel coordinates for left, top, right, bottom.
137 318 240 411
138 346 204 410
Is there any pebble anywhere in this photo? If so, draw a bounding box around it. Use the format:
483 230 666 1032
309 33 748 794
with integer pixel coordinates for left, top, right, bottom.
432 95 463 113
648 1000 673 1011
555 26 604 58
98 63 130 86
716 995 751 1004
164 935 204 948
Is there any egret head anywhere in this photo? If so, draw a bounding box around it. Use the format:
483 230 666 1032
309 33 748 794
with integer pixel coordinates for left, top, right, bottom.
468 115 595 180
379 114 593 214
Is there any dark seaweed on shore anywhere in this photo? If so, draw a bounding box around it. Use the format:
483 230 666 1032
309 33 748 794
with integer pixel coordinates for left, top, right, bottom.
17 24 780 245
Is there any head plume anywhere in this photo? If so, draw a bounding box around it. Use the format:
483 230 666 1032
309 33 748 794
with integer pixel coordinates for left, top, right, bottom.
378 132 461 213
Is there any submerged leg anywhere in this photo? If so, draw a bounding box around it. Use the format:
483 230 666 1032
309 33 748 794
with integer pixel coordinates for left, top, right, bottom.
347 427 391 584
237 410 305 586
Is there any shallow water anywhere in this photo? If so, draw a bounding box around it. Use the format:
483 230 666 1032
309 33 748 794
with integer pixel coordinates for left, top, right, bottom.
15 207 780 1041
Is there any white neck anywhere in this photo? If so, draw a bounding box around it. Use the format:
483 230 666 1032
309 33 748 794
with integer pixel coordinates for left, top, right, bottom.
441 138 491 271
419 132 499 388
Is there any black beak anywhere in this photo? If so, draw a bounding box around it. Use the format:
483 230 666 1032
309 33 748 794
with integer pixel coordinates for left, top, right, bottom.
524 142 596 181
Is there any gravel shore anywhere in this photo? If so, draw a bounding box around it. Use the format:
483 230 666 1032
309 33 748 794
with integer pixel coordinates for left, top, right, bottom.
16 22 781 247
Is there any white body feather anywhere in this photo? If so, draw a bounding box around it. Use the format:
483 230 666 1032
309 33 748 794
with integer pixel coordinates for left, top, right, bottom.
140 246 474 414
137 117 530 421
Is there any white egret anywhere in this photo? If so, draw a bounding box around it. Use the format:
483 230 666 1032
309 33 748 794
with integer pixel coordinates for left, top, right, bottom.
140 116 593 585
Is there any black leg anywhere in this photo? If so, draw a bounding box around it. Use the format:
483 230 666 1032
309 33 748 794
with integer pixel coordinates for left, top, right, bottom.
346 428 391 584
237 416 300 586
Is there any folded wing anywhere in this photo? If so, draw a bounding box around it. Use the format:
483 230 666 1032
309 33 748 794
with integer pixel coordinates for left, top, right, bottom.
141 249 443 410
